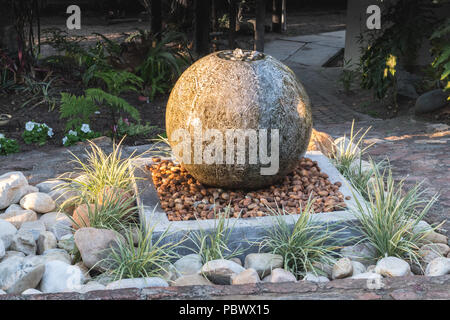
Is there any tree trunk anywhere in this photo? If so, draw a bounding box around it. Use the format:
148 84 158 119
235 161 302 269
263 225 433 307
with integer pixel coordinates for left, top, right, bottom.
194 0 211 56
272 0 282 33
229 0 237 49
254 0 265 52
151 0 162 38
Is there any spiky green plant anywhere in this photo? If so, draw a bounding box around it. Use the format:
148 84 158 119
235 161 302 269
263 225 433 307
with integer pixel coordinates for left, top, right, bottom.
351 163 439 268
100 224 182 280
56 139 143 208
188 207 244 264
332 120 374 175
258 199 342 279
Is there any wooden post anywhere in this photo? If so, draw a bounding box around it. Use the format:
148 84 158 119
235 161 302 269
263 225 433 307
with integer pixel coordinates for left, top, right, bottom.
151 0 162 38
272 0 282 33
194 0 211 56
229 0 237 49
254 0 265 52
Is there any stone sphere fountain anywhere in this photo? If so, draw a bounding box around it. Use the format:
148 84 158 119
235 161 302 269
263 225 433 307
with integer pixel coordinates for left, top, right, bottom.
166 49 312 189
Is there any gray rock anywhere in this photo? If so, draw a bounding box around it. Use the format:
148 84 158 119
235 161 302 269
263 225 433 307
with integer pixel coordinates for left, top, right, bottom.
303 272 330 283
173 274 214 286
106 277 168 290
10 231 36 255
0 256 45 294
412 220 432 234
332 258 353 279
57 234 75 252
0 209 37 229
20 192 56 214
5 204 22 213
39 260 84 293
174 254 203 276
0 172 28 210
425 257 450 276
231 268 260 284
351 261 366 276
415 89 449 114
312 261 334 278
375 257 411 277
35 180 65 194
229 257 242 266
263 268 296 283
1 251 25 262
49 219 72 240
37 231 57 254
22 288 42 295
74 227 125 271
39 212 71 230
19 220 46 241
0 219 17 250
340 243 377 266
42 248 72 264
200 259 245 285
423 231 448 244
244 253 283 278
420 243 450 257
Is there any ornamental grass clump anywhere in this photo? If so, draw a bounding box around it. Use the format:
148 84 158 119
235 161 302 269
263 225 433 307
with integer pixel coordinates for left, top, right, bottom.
188 207 244 264
100 224 182 280
351 163 440 267
258 199 342 279
57 139 142 208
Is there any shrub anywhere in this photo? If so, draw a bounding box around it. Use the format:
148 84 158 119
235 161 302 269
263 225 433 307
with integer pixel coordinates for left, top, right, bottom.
113 117 157 138
430 17 450 98
22 121 54 145
62 124 101 146
257 199 342 278
351 163 439 267
188 208 244 264
0 134 19 155
100 224 182 280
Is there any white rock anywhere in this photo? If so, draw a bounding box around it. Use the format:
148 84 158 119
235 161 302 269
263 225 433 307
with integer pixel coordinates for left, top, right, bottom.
303 272 330 283
0 209 37 229
350 272 383 280
0 256 45 294
375 257 411 277
0 219 17 250
39 212 71 230
0 240 4 259
244 253 283 278
231 268 260 284
49 219 72 240
263 268 296 283
5 204 22 213
10 185 39 205
332 258 353 279
351 261 366 276
1 251 25 262
37 231 57 254
41 248 72 264
172 274 214 286
425 257 450 276
334 137 361 157
76 281 106 293
106 277 168 290
19 220 46 241
173 254 203 276
230 257 242 266
0 172 28 210
20 192 56 214
39 260 84 293
22 288 42 295
10 231 36 255
200 259 245 285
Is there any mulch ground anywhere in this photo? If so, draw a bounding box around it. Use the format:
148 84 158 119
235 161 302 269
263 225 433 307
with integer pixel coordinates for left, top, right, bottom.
147 157 349 221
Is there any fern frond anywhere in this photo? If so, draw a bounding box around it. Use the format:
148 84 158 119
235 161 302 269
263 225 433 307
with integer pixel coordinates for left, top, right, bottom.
86 88 140 121
60 92 97 130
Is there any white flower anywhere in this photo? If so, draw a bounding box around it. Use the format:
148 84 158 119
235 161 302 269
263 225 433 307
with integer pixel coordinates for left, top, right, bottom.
0 133 4 139
37 127 42 132
80 124 91 133
68 130 77 136
47 127 54 137
25 121 35 131
62 136 68 145
42 123 48 128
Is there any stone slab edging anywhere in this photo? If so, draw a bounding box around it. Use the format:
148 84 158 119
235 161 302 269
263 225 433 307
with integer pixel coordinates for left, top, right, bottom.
131 151 367 259
2 275 449 300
